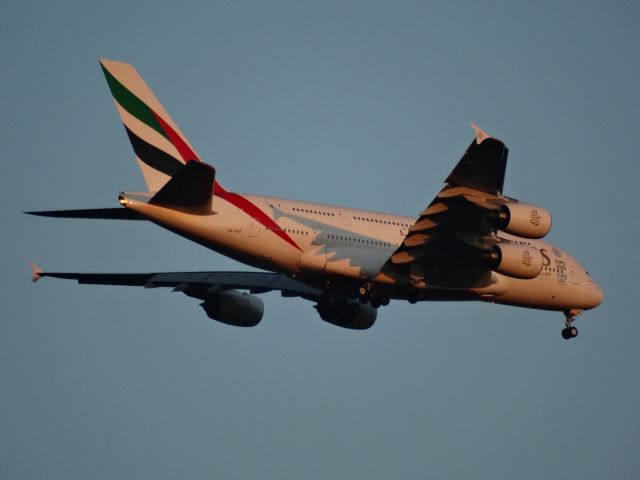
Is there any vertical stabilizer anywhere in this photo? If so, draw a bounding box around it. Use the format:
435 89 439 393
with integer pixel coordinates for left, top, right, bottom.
100 59 203 192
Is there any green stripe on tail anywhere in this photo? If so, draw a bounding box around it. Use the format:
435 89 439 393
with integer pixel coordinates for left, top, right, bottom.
100 63 168 140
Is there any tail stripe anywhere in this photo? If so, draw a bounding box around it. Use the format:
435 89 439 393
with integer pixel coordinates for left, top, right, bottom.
101 64 168 141
101 59 300 250
124 126 184 178
152 111 201 163
115 102 182 160
102 62 201 164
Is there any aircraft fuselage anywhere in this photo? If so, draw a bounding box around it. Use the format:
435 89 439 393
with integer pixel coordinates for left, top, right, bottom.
121 191 603 312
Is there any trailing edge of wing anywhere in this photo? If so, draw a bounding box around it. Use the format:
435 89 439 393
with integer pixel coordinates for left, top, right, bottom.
25 208 146 220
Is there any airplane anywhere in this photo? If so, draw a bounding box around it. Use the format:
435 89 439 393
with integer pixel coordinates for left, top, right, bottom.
28 59 603 340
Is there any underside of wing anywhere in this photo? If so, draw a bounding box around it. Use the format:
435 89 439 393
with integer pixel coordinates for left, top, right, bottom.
381 125 510 288
34 268 322 300
31 265 382 330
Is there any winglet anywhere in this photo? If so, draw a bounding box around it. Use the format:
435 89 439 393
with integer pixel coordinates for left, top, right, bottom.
471 123 491 144
29 261 43 283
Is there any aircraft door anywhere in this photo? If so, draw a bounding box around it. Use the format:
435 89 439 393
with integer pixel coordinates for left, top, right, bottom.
249 221 261 238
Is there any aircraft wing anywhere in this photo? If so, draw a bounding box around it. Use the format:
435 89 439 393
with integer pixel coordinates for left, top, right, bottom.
382 125 510 288
31 264 322 300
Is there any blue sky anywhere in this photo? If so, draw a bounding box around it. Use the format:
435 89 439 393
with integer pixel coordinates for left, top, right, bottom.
2 1 639 478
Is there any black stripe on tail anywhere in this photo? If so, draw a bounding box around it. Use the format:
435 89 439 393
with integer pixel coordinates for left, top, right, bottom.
124 125 184 178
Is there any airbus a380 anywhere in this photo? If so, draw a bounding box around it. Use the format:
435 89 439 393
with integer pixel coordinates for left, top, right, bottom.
29 59 602 340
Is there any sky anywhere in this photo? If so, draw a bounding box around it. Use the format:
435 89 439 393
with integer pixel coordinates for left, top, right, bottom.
1 1 639 478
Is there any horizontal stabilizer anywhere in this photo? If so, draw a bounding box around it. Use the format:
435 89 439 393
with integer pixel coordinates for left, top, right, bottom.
41 272 154 285
150 160 215 209
25 207 146 220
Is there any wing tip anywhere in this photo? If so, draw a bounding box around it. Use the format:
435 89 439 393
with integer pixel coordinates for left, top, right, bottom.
471 123 491 144
29 261 43 283
99 57 125 68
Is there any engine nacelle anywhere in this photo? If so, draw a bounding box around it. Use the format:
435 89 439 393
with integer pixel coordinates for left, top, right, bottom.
497 203 552 239
316 297 377 330
485 243 543 279
201 290 264 327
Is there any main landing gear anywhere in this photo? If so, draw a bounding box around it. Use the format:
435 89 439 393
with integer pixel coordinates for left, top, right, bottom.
355 284 390 309
561 309 582 340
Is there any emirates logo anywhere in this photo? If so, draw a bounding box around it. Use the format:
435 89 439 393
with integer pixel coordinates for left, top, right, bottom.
529 208 541 226
522 249 532 266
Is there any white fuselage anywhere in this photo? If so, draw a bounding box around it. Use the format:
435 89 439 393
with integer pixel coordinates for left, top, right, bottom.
123 192 603 312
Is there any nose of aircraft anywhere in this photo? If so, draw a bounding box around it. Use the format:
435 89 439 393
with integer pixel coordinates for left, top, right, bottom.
585 279 604 309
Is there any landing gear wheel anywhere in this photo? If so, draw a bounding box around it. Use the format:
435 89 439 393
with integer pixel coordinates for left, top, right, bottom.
370 298 381 309
561 328 571 340
569 326 578 338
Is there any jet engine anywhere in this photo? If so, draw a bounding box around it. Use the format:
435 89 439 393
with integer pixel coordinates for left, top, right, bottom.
484 243 543 279
201 290 264 327
496 202 552 239
315 296 377 330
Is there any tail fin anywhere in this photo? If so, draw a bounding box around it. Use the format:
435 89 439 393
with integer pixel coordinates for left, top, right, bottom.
100 59 204 192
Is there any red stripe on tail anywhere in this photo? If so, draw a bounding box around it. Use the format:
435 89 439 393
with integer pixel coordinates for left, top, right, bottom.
152 111 200 162
151 111 298 250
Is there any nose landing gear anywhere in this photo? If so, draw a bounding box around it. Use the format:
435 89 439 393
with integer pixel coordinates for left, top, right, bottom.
561 309 583 340
561 326 578 339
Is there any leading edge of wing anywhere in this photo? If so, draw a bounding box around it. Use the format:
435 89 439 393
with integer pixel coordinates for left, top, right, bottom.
30 265 322 298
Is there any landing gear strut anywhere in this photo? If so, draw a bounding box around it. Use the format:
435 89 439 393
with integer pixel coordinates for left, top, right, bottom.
561 310 582 340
